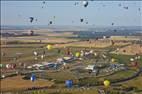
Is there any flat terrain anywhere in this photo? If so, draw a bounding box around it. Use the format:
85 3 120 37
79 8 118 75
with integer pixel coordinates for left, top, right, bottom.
1 31 142 94
1 76 54 91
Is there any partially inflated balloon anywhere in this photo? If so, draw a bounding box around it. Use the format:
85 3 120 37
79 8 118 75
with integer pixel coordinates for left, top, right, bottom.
47 45 52 50
104 80 110 87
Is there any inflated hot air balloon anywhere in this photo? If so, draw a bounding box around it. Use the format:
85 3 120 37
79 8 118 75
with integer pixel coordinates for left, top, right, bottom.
47 44 52 50
82 1 89 7
1 75 5 79
43 0 45 4
31 74 36 82
80 18 84 22
65 80 73 88
33 51 38 56
123 6 128 10
111 58 115 63
104 80 110 87
75 52 80 57
130 58 134 62
111 23 114 26
49 21 52 25
29 17 34 23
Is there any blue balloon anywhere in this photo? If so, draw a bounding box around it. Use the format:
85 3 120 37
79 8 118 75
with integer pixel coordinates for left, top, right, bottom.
31 74 36 82
65 80 73 88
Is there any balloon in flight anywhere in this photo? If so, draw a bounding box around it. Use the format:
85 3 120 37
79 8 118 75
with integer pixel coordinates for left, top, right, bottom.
82 1 89 7
29 17 34 23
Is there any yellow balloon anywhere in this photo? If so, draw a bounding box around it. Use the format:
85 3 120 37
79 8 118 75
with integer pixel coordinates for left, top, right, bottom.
111 58 115 62
47 45 52 50
75 52 80 57
104 80 110 87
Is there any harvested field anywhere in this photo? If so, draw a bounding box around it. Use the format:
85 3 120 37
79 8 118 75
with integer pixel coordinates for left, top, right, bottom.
1 76 54 91
111 44 142 55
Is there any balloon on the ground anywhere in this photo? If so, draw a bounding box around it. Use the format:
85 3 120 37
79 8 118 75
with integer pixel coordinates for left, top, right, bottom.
30 74 36 82
65 80 73 88
111 58 115 63
104 80 110 87
75 52 80 57
47 44 52 50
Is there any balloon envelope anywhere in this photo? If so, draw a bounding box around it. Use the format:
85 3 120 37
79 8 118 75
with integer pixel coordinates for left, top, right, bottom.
31 74 36 82
65 80 73 88
82 1 88 7
104 80 110 87
47 45 52 50
75 52 80 57
111 58 115 62
29 17 34 23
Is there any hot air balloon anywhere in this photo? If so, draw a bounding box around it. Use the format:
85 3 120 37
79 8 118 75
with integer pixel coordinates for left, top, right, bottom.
47 44 52 50
104 80 110 87
138 8 141 11
1 75 5 79
49 21 52 25
111 58 115 63
33 51 38 56
80 18 84 22
130 58 134 62
111 23 114 26
82 1 89 7
6 64 11 69
123 6 128 10
75 52 80 57
29 17 34 23
31 74 36 82
43 0 45 4
65 80 73 88
94 52 97 57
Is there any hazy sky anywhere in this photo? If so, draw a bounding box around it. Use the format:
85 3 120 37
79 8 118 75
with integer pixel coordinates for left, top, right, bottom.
1 1 142 26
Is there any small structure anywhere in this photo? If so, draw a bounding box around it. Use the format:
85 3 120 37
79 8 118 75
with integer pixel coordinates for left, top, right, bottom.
85 65 96 71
